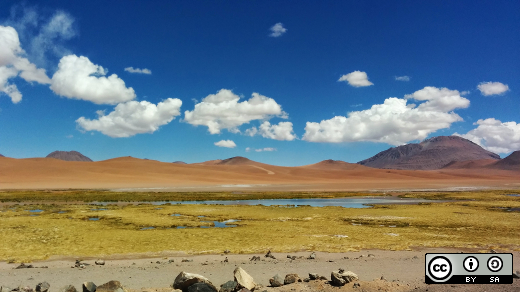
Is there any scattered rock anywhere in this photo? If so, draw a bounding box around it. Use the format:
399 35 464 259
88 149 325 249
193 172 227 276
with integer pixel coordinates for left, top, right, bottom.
353 282 361 288
380 276 387 281
331 270 359 286
1 287 12 292
181 259 193 263
249 256 260 261
234 267 257 291
223 250 230 254
95 260 105 266
307 252 316 259
412 256 419 260
264 250 275 259
219 281 237 292
309 273 325 280
169 259 175 263
368 254 375 258
173 272 215 292
283 274 300 285
59 285 77 292
82 282 96 292
15 263 33 269
490 249 497 253
269 274 284 287
223 257 228 263
186 283 217 292
513 271 520 279
35 282 50 292
237 289 251 292
96 281 127 292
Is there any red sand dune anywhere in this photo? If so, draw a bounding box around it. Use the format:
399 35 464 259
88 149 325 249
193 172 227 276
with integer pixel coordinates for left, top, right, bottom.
0 155 519 191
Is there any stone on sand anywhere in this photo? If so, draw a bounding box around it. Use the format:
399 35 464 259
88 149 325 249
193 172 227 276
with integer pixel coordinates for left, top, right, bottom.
173 272 215 292
233 267 257 291
59 285 77 292
283 274 300 285
35 282 50 292
82 282 96 292
331 270 359 286
269 274 283 287
186 283 217 292
219 281 237 292
96 281 127 292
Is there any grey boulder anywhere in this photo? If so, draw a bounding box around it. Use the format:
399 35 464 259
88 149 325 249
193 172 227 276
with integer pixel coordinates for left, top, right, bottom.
186 283 217 292
35 283 50 292
269 274 283 287
173 272 215 292
331 270 358 286
219 281 237 292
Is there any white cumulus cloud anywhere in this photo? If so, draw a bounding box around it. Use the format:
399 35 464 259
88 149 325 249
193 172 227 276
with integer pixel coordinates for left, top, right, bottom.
184 89 287 134
6 7 77 67
214 140 236 148
269 23 287 37
303 86 470 145
76 98 182 137
246 121 297 141
338 71 373 87
395 76 410 81
0 25 51 103
51 55 136 104
454 118 520 154
255 147 276 152
477 81 509 96
125 67 151 75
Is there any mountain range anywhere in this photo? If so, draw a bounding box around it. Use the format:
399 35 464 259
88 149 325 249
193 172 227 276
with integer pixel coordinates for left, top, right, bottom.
1 136 518 171
357 136 501 170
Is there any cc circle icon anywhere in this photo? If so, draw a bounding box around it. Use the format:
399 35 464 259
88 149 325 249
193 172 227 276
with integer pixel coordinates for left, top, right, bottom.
428 256 452 281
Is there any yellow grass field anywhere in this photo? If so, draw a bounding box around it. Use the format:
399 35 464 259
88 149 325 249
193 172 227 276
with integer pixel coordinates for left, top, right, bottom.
0 190 518 262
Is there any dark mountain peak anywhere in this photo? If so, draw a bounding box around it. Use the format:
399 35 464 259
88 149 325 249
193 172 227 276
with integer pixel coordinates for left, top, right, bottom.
172 161 187 164
0 154 4 157
46 151 93 162
490 150 520 170
217 156 253 165
358 135 500 170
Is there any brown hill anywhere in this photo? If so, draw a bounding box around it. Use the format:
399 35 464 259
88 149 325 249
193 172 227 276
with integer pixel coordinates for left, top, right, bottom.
358 136 500 170
0 155 519 190
46 151 93 162
442 159 496 169
488 151 520 170
301 159 368 170
194 157 263 166
217 156 254 165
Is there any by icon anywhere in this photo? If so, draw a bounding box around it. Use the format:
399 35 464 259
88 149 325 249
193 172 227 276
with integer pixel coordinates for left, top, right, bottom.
463 256 479 272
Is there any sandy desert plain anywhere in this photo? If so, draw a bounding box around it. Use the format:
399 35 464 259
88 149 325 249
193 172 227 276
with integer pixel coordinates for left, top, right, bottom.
0 156 519 291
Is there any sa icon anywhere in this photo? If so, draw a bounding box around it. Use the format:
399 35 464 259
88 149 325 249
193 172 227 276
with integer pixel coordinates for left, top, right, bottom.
428 256 452 281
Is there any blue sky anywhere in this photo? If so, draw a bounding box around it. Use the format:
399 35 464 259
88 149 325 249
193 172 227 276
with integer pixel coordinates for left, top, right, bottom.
0 1 519 166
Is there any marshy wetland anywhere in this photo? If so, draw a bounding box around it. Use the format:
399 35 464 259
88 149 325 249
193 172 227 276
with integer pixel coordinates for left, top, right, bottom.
0 189 519 262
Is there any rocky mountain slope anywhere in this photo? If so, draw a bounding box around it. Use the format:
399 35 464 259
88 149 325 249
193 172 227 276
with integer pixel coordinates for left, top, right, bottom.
358 136 500 170
488 150 520 170
46 151 93 162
